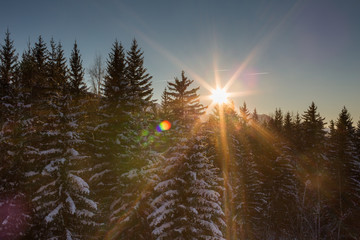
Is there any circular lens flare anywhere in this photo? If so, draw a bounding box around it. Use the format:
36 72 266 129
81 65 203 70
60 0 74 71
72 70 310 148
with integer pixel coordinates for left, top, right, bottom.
156 120 171 132
210 88 229 104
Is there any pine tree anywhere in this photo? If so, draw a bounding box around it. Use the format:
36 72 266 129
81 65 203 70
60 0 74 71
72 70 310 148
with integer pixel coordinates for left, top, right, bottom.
0 29 30 240
292 112 302 150
160 87 171 120
0 29 17 98
31 36 49 98
300 102 327 239
283 112 293 141
48 38 68 92
92 40 158 239
232 127 262 239
104 40 128 105
69 41 87 95
208 102 238 239
92 40 129 236
149 127 225 240
239 102 250 127
126 39 153 111
29 93 98 239
21 36 97 239
327 107 360 239
251 108 259 123
269 108 283 133
267 132 298 239
166 71 206 133
149 77 208 239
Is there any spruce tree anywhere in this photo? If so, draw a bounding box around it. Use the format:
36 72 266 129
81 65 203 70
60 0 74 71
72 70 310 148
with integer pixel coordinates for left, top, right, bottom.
69 41 87 95
251 108 259 123
166 71 206 133
283 112 293 141
232 127 262 239
160 87 171 120
149 127 225 240
126 39 153 111
0 29 17 98
300 102 327 239
31 36 49 98
0 29 29 240
93 40 158 239
93 40 129 235
48 38 68 92
149 77 208 239
208 102 239 239
239 102 250 127
104 40 128 105
327 107 360 239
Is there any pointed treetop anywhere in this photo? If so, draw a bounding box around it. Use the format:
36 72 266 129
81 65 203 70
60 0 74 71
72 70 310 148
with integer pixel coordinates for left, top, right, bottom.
252 108 259 123
104 40 127 102
166 71 206 129
0 28 18 95
335 106 354 134
239 101 250 124
69 40 86 96
126 38 154 110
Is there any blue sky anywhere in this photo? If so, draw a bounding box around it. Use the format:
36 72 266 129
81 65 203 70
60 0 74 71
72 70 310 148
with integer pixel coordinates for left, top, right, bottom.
1 0 360 122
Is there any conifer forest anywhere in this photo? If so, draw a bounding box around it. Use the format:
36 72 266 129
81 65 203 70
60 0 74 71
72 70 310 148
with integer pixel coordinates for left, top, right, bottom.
1 31 360 240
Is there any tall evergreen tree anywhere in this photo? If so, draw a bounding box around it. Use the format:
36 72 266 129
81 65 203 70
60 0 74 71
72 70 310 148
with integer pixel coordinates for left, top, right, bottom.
91 40 129 236
69 41 87 95
29 93 98 239
104 40 128 104
283 112 293 141
149 77 208 239
232 127 262 239
48 38 68 92
0 29 17 97
160 87 171 120
300 102 327 239
166 71 206 133
31 36 49 98
239 102 250 127
251 108 259 123
149 127 225 240
327 107 360 239
208 102 239 239
126 39 153 111
0 29 30 240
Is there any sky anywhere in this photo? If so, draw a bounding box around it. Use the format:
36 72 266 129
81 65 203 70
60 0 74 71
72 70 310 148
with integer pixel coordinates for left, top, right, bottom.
1 0 360 122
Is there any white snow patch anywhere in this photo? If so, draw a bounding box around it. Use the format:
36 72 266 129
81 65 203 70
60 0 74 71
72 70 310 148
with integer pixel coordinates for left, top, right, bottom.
67 148 79 156
2 216 9 225
66 195 76 214
66 229 72 240
122 169 138 179
25 171 38 177
45 203 63 223
69 174 90 194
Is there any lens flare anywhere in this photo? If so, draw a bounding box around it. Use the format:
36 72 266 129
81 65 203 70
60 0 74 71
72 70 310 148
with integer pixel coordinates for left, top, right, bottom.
156 120 171 132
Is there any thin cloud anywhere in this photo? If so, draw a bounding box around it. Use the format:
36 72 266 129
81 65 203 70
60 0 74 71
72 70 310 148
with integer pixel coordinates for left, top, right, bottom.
247 72 269 76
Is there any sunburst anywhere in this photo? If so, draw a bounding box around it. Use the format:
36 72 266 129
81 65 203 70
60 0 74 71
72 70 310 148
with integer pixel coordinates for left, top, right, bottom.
210 88 229 104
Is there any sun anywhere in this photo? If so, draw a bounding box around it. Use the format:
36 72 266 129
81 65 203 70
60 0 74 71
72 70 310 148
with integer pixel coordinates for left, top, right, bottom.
210 88 229 104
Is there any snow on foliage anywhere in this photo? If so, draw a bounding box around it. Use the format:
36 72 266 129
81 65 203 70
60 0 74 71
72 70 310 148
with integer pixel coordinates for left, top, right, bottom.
68 173 90 194
45 203 63 223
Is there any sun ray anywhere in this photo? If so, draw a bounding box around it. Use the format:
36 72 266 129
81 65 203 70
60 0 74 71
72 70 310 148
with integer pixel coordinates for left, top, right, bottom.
135 30 214 92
